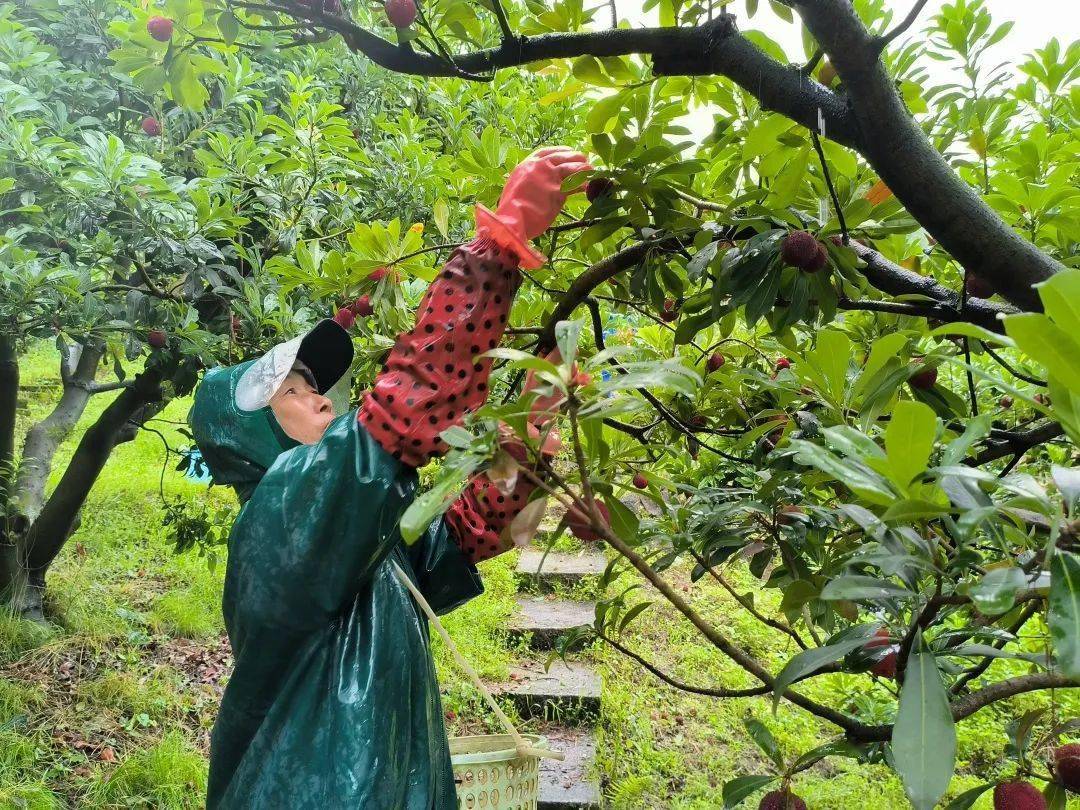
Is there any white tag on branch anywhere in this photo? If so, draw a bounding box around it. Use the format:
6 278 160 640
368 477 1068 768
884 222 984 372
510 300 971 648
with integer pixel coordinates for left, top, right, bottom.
509 496 549 548
488 449 520 497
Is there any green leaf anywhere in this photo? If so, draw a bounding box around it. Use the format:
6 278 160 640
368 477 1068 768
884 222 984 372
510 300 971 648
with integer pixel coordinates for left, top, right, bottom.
969 566 1027 616
1005 313 1080 393
884 400 937 490
943 784 992 810
892 635 956 810
218 10 239 44
722 774 775 808
433 198 450 238
927 322 1014 346
1037 269 1080 334
744 718 785 769
555 319 583 365
1048 549 1080 679
603 495 639 543
820 575 911 601
772 623 878 710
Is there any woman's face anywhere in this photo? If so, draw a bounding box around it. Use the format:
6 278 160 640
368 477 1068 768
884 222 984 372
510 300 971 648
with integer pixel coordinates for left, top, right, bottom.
269 370 334 445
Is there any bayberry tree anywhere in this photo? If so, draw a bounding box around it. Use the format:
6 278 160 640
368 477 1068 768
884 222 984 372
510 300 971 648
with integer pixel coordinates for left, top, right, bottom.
4 0 1079 806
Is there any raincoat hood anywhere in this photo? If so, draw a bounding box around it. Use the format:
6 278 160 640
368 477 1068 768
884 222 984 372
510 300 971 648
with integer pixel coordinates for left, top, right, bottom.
189 361 299 500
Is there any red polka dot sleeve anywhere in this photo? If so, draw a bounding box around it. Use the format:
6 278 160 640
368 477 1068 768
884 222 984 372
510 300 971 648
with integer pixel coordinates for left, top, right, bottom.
358 236 521 468
444 474 535 564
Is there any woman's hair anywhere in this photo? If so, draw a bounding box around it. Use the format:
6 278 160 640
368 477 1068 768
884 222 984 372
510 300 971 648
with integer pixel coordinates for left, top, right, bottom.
290 362 318 391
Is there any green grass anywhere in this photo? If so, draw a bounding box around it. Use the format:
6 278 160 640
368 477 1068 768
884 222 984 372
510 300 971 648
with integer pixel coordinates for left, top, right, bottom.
2 339 1077 808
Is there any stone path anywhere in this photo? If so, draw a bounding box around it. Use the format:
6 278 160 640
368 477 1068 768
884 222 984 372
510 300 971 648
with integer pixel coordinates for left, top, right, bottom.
495 546 606 809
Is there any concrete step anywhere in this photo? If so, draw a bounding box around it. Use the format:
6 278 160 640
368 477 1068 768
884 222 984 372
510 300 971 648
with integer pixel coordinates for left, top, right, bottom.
537 725 601 809
509 597 595 651
516 550 607 592
491 661 600 724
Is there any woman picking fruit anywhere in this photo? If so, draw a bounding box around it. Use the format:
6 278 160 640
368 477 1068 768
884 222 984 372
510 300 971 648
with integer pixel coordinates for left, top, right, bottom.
188 147 590 808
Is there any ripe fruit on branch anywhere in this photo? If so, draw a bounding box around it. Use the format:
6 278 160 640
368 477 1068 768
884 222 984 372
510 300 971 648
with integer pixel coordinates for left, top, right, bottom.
632 472 648 490
384 0 417 27
1034 393 1050 407
333 308 356 330
369 266 390 282
571 370 592 388
147 329 167 349
999 395 1013 409
706 352 725 373
686 413 707 430
350 294 373 317
908 363 937 390
865 628 898 678
660 298 678 322
566 498 610 541
759 788 808 810
146 16 173 41
141 117 161 137
585 177 615 202
780 230 825 273
775 357 791 371
965 273 994 299
993 781 1047 810
1052 743 1080 793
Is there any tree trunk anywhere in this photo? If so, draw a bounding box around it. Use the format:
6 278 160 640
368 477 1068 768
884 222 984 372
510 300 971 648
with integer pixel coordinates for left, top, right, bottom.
19 369 164 615
0 334 19 601
9 341 103 534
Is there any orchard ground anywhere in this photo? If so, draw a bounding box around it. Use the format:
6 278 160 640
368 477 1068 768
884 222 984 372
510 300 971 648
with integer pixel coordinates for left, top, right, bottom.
2 340 1077 809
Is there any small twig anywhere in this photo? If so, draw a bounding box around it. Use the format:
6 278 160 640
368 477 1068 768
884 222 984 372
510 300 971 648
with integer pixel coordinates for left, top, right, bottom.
489 0 515 42
811 130 847 240
802 48 825 76
873 0 931 55
982 345 1047 388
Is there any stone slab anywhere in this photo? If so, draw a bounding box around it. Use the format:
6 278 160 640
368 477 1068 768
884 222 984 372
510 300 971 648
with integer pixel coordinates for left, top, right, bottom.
517 550 607 591
536 726 600 809
492 661 600 723
508 597 595 650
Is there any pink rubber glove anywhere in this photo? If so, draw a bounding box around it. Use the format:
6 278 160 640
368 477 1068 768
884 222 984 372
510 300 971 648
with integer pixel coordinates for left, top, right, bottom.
476 147 592 270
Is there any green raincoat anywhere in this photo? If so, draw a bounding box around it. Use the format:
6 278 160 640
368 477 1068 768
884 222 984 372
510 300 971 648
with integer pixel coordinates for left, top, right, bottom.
190 360 482 809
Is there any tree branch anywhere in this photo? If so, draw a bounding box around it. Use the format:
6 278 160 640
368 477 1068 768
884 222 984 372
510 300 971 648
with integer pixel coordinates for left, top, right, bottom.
872 0 931 55
966 420 1064 466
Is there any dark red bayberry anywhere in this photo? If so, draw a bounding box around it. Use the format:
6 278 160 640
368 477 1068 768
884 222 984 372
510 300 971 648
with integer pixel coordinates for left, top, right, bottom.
1053 743 1080 793
141 117 161 137
146 16 173 41
707 352 725 373
965 274 994 299
993 780 1047 810
999 395 1013 409
567 498 611 542
1034 393 1050 407
660 298 678 322
585 177 615 202
350 294 373 317
780 230 821 272
803 244 827 273
633 472 648 490
147 329 167 349
385 0 417 27
334 308 356 330
369 266 389 282
775 357 791 371
908 364 938 390
759 788 808 810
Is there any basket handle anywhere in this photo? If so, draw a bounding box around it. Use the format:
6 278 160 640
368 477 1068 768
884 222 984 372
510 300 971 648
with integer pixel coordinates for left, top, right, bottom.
391 561 566 763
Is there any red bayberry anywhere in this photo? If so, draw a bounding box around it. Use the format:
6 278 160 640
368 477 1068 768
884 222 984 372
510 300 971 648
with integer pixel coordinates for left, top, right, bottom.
908 364 938 390
775 357 791 371
1034 393 1050 407
632 472 648 490
566 498 610 542
141 117 161 137
585 177 615 202
686 413 706 429
369 266 389 282
1053 743 1080 793
384 0 417 27
571 370 592 388
147 329 167 349
999 395 1013 409
803 244 827 273
707 352 725 373
334 308 356 330
230 314 242 333
759 788 808 810
993 781 1047 810
350 294 373 317
965 274 994 299
660 298 678 322
146 16 173 41
780 230 821 272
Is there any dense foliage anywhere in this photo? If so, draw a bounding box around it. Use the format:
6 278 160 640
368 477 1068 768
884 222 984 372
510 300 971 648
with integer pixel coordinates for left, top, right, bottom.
1 0 1078 806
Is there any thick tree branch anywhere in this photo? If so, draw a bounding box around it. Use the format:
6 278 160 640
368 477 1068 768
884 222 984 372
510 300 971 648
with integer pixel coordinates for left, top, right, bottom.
794 0 1064 309
965 420 1064 466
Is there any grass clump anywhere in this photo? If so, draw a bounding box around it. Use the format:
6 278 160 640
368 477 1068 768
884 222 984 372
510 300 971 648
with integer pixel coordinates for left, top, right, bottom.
87 732 207 809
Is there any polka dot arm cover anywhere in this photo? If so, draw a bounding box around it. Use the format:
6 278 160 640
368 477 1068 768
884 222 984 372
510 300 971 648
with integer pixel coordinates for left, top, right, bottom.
358 237 521 468
444 474 534 564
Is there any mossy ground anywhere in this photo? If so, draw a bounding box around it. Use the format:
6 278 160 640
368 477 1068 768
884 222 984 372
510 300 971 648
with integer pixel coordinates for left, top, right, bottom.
2 342 1076 808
